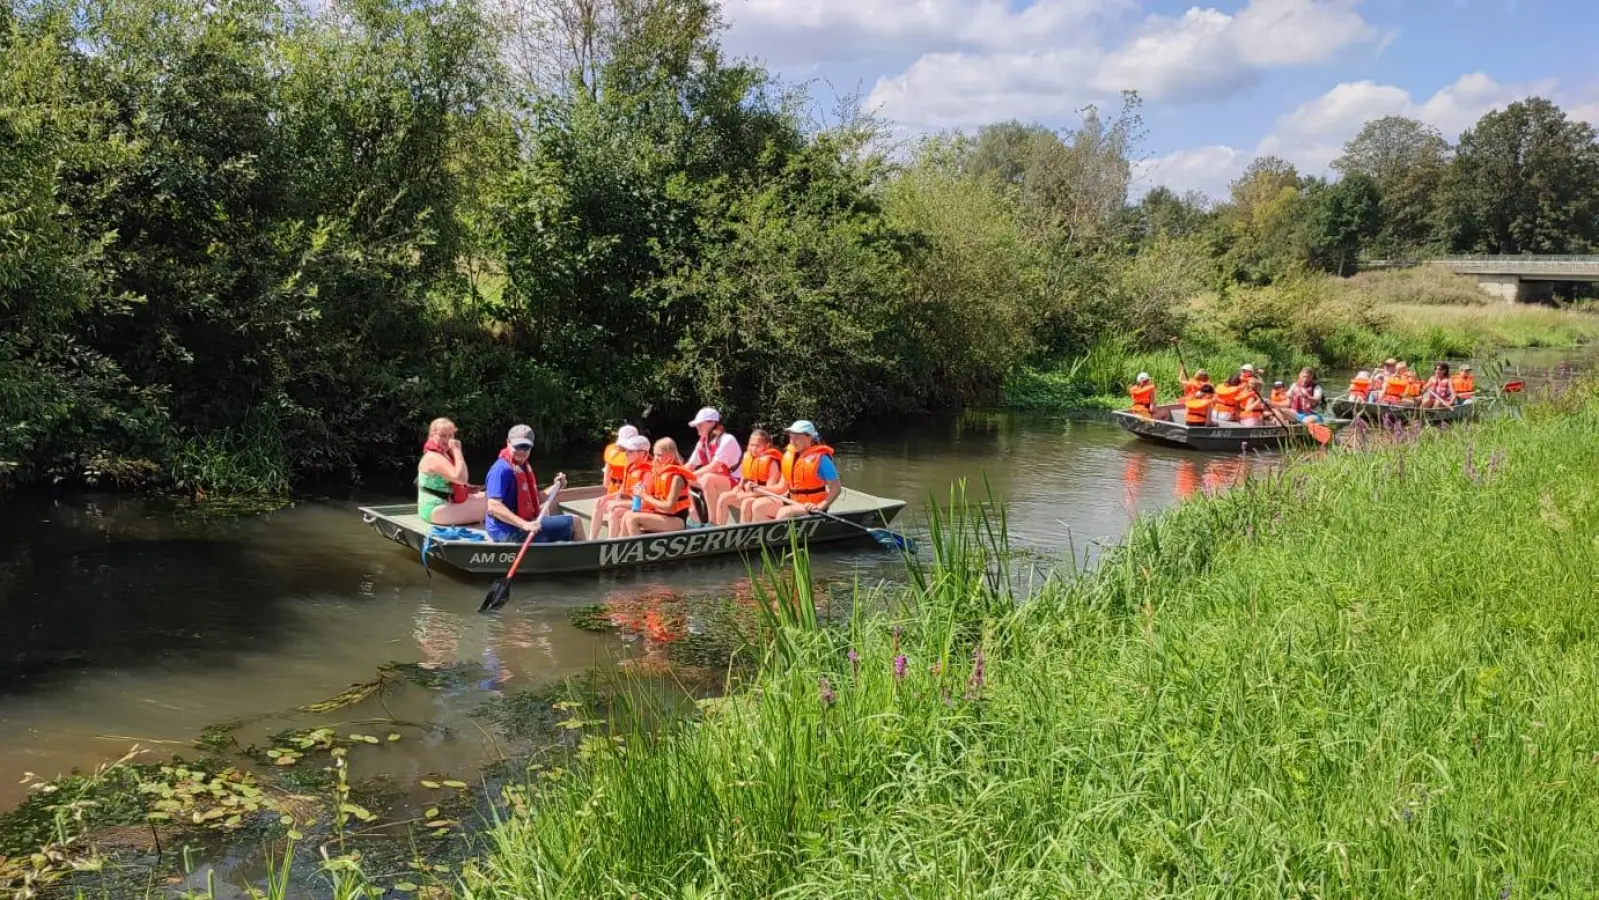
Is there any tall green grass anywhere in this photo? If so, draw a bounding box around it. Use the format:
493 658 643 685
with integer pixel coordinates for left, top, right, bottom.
454 382 1599 898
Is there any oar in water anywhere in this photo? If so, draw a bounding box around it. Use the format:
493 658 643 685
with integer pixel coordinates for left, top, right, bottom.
480 479 563 613
1501 380 1525 394
1250 381 1331 446
752 487 915 552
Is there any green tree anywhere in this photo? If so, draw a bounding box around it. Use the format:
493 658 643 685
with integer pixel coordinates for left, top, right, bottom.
1217 156 1306 284
1303 173 1382 276
1438 98 1599 254
1332 116 1450 258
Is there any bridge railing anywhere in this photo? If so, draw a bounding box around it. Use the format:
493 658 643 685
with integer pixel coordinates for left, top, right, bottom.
1434 254 1599 264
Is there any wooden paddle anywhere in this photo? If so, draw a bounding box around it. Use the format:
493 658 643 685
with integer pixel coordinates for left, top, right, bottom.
480 476 564 612
1501 380 1525 394
1251 381 1331 446
752 487 914 552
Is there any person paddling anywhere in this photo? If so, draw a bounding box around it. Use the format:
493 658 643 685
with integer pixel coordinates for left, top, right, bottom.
713 429 784 525
1128 373 1156 417
686 407 742 524
1420 362 1457 409
417 417 487 526
621 438 697 536
485 425 586 544
1286 368 1325 423
772 421 840 520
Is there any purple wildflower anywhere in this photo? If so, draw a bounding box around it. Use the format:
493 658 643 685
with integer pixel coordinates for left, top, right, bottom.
847 648 860 681
965 644 986 700
1487 450 1505 480
1464 442 1479 484
1501 881 1512 899
818 676 835 706
893 655 907 682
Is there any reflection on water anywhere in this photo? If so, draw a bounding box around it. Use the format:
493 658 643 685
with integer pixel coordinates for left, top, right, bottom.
1 341 1590 808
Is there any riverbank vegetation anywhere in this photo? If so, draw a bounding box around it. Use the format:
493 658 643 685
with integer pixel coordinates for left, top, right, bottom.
444 379 1599 897
5 0 1599 496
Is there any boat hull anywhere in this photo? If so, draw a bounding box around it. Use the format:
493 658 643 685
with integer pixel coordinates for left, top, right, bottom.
1112 407 1330 452
359 486 907 576
1329 398 1492 424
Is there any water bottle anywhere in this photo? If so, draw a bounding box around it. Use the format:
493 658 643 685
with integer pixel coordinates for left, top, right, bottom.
631 484 643 512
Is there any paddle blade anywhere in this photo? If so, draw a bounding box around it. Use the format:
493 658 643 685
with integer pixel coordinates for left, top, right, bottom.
479 578 511 613
1307 422 1333 446
1503 380 1525 393
869 529 915 552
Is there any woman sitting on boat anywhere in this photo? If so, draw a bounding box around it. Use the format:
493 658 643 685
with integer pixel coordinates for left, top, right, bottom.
1238 383 1267 426
1178 364 1210 398
1420 362 1458 409
1212 376 1244 424
712 429 785 525
1379 365 1410 406
1452 365 1476 404
1370 359 1399 401
595 432 652 538
1183 384 1216 426
1346 371 1373 403
773 421 840 519
620 438 698 537
485 425 586 543
686 408 742 524
1128 373 1156 417
1286 368 1325 423
417 418 487 526
603 425 640 494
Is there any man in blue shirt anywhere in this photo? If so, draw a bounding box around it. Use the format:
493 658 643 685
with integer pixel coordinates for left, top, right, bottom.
772 420 841 520
484 424 585 543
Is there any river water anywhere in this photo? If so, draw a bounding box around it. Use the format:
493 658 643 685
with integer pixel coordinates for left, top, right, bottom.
0 346 1589 814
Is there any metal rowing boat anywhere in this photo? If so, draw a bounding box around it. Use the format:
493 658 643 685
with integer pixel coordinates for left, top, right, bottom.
359 486 907 576
1112 405 1341 452
1327 397 1494 423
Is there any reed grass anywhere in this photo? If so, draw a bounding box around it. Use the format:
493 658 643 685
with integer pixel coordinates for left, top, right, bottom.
450 381 1599 898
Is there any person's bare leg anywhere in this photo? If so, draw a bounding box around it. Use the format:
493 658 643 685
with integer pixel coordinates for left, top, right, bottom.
743 496 781 522
607 506 630 538
696 474 732 524
622 512 686 537
773 503 810 521
428 496 487 526
713 489 744 525
591 497 615 538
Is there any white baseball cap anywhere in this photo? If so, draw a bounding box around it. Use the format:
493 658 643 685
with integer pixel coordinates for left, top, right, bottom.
616 424 639 442
688 407 721 427
1136 372 1150 382
621 434 650 452
784 420 819 438
1240 363 1255 373
507 424 534 449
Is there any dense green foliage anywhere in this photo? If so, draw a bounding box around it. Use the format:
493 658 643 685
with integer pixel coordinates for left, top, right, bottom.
451 382 1599 898
4 0 1598 494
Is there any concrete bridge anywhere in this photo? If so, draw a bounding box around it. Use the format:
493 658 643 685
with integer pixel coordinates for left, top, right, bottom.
1428 255 1599 302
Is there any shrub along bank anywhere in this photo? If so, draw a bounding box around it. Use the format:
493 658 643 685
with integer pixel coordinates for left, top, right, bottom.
448 381 1599 898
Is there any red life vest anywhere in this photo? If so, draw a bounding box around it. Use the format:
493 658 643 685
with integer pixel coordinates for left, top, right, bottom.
497 448 540 519
422 439 470 504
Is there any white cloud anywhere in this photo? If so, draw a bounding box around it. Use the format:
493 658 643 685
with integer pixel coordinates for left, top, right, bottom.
1133 145 1248 202
1145 72 1557 200
1095 0 1381 101
866 50 1106 130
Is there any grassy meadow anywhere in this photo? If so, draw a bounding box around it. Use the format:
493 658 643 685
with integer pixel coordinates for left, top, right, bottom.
438 380 1599 898
1004 268 1599 411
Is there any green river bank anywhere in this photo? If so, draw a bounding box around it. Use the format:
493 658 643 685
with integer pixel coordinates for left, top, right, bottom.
10 378 1597 898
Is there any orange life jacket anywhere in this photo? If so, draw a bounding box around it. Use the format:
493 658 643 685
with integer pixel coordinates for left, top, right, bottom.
648 464 698 515
1129 383 1156 412
1403 376 1422 399
1213 383 1242 416
1240 391 1266 418
1348 376 1371 397
785 445 835 504
1183 378 1208 398
1452 374 1475 399
1269 387 1288 406
1380 376 1407 402
1184 397 1213 426
621 459 652 496
740 447 783 485
602 443 628 494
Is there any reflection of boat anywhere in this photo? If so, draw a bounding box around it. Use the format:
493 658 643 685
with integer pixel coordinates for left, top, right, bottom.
1328 398 1494 423
359 486 906 576
1112 406 1340 452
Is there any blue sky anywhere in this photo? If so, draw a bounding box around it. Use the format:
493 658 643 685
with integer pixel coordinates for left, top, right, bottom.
716 0 1599 199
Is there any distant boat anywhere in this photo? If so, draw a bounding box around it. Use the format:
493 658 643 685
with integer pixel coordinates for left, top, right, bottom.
1328 397 1495 424
359 486 907 576
1111 405 1342 452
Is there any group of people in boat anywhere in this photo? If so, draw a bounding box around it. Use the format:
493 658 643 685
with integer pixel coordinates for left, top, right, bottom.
415 408 842 544
1128 363 1327 426
1343 359 1475 408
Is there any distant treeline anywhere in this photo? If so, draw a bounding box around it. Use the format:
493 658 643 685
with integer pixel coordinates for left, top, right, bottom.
4 0 1597 494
